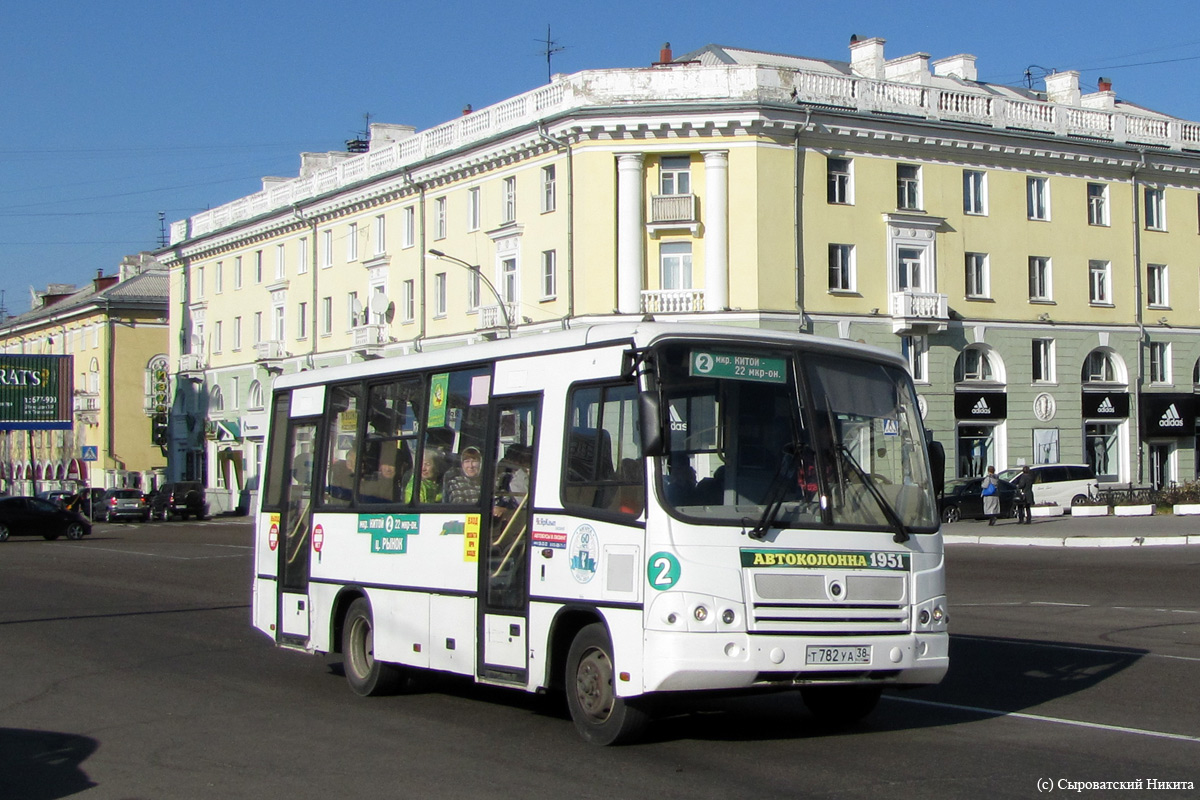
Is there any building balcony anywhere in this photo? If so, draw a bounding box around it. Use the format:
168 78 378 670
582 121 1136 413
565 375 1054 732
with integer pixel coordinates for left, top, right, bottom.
889 291 949 334
179 352 206 374
476 303 518 332
642 289 705 314
647 194 699 235
254 341 286 370
352 323 387 358
72 392 100 412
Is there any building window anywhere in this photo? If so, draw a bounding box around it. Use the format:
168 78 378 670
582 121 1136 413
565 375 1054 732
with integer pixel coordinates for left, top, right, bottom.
195 265 204 299
1086 423 1120 482
253 311 263 345
965 252 989 299
231 376 239 410
1147 263 1169 307
1083 350 1119 383
542 165 556 213
1088 183 1109 226
434 197 446 240
1027 176 1050 220
897 164 921 210
347 292 360 328
272 305 285 342
403 206 415 248
214 262 223 294
403 280 415 322
322 230 333 268
955 347 995 382
468 187 480 231
275 243 285 280
957 425 995 479
901 335 927 382
466 267 480 311
1145 187 1166 231
213 320 223 353
322 296 332 336
541 250 557 299
1032 339 1055 383
1150 341 1171 384
827 157 852 204
828 244 855 292
233 316 242 350
660 242 692 290
660 156 691 195
298 238 308 274
502 177 517 224
499 257 518 303
1089 260 1111 305
297 302 307 340
434 272 447 317
347 223 358 262
254 250 263 283
1028 256 1052 301
234 256 243 290
374 215 386 255
963 170 987 215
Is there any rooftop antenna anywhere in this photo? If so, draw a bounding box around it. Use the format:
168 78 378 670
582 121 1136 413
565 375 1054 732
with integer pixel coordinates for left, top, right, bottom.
157 211 168 249
346 113 371 154
537 25 565 83
1024 64 1054 90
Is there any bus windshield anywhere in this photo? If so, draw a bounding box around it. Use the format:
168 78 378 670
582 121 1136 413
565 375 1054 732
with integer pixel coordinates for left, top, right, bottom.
654 342 938 533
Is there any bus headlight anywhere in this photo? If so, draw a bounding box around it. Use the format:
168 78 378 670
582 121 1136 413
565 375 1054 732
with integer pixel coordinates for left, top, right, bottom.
914 597 949 631
693 605 708 622
721 609 735 625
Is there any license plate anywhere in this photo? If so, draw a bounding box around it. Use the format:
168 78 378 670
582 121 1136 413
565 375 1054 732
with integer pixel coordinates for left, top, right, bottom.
805 645 871 665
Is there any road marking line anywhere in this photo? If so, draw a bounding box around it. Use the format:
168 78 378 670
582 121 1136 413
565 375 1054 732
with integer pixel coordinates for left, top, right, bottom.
1030 601 1090 607
952 633 1200 663
75 545 246 561
886 695 1200 743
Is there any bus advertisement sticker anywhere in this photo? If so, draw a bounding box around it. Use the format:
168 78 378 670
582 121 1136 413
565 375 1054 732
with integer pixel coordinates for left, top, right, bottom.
647 552 680 590
464 514 480 562
569 524 598 583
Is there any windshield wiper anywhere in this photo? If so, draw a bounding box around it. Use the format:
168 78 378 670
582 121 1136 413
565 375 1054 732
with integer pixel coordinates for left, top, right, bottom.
839 445 910 543
748 445 798 540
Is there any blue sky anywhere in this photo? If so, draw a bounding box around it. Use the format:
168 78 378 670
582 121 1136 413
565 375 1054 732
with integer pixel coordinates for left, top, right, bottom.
2 0 1199 318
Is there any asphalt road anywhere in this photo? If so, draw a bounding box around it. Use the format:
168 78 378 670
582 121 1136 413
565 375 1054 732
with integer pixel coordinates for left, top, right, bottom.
1 520 1197 799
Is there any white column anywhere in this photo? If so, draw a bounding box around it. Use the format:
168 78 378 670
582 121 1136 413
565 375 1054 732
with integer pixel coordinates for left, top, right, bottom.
616 153 645 314
703 150 729 311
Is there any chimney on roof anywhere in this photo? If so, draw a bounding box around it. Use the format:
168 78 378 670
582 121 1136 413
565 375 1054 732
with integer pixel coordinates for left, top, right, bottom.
933 54 978 82
1045 70 1081 106
849 36 886 79
1098 76 1112 92
659 42 673 64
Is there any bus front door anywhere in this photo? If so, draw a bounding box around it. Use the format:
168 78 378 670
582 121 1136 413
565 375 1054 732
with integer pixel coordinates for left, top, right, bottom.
479 396 539 684
278 419 318 643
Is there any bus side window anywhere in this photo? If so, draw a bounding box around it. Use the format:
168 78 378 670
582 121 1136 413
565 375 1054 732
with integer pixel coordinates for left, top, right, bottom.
324 384 362 507
562 383 644 518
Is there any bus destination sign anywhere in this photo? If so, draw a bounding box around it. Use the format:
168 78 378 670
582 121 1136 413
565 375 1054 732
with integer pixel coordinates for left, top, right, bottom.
690 351 786 384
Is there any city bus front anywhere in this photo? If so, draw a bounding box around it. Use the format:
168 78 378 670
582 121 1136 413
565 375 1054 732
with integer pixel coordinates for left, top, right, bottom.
637 337 947 720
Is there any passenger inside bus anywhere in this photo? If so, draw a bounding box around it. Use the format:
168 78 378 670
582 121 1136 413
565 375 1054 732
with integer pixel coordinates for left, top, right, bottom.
443 446 483 504
326 449 356 504
404 450 443 503
359 441 409 504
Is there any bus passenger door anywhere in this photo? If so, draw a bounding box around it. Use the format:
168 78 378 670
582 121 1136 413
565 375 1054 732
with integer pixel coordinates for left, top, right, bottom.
278 419 318 643
479 396 539 684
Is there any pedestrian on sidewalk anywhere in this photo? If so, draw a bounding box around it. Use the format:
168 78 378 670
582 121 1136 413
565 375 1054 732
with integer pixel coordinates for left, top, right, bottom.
981 465 1000 526
1014 464 1034 524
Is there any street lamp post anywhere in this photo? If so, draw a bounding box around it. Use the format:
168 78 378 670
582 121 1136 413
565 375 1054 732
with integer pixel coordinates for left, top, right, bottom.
426 249 512 336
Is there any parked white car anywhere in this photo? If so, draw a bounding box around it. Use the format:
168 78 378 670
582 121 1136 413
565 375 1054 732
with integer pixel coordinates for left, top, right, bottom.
998 464 1098 509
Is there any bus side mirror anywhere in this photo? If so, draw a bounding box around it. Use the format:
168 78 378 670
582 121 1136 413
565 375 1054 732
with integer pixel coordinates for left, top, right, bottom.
928 440 945 498
639 391 665 457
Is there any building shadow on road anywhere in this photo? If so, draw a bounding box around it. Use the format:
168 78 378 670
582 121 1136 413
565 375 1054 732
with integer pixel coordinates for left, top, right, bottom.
0 728 97 799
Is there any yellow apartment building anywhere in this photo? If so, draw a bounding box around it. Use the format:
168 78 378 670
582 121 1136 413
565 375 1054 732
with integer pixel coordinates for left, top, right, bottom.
157 39 1200 510
0 254 169 493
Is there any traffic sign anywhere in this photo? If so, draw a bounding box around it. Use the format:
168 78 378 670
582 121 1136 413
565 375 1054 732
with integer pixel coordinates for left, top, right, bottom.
81 446 98 461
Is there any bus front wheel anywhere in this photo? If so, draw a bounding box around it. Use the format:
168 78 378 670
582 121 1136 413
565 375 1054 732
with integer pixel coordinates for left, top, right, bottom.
565 623 648 745
342 597 405 697
800 684 882 727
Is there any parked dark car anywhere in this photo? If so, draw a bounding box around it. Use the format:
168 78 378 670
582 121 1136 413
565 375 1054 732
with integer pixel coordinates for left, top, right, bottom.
101 488 150 522
0 496 91 541
65 487 108 518
149 482 208 521
939 477 1018 523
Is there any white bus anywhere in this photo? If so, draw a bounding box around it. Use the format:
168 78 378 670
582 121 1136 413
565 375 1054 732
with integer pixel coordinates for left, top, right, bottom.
252 322 948 744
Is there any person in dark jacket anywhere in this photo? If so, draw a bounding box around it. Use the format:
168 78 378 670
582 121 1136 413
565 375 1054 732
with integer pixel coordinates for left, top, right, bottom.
1013 464 1035 524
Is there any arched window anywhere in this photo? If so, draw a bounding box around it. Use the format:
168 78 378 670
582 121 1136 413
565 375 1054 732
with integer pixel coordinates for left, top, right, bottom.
1081 348 1126 385
953 345 1004 384
88 358 100 394
210 385 224 413
247 380 264 410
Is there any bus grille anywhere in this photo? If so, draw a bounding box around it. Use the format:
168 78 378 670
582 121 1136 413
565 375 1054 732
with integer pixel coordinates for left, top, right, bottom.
748 573 910 636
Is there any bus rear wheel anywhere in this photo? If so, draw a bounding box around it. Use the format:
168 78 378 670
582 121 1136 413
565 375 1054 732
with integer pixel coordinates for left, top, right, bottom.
342 597 405 697
565 623 648 745
800 685 882 727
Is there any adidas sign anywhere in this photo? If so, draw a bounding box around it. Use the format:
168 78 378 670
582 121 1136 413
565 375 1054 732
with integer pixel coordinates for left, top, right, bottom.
1159 403 1184 428
1097 397 1115 414
971 397 991 415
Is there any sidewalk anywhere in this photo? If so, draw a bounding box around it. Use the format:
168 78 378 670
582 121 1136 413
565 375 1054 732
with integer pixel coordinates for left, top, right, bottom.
943 511 1200 547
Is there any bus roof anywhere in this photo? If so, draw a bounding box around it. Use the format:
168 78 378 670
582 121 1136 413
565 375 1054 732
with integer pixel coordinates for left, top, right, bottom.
270 321 908 391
